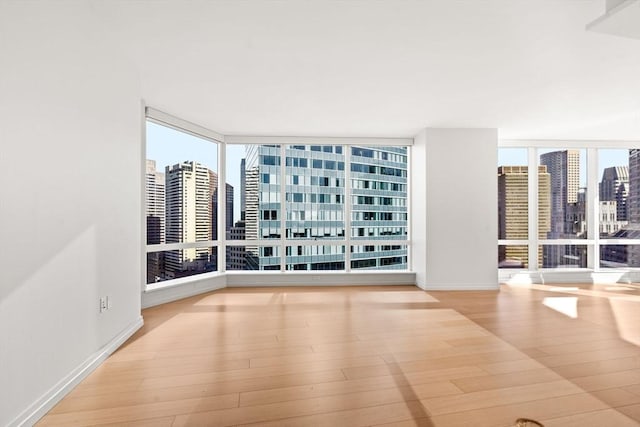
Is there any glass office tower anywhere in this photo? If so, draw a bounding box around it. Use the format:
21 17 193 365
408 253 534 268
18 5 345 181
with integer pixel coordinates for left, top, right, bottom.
243 144 408 270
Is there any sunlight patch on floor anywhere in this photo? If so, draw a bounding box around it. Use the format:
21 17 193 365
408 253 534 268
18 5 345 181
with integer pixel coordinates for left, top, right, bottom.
543 297 578 319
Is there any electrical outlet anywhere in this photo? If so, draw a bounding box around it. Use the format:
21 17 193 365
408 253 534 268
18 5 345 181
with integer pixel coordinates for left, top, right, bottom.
100 296 107 313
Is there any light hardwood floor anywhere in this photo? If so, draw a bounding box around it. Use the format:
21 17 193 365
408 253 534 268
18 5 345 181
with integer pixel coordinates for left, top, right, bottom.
37 283 640 426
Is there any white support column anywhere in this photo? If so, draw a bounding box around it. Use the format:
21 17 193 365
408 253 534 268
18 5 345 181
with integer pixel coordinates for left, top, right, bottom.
423 128 498 290
411 130 427 288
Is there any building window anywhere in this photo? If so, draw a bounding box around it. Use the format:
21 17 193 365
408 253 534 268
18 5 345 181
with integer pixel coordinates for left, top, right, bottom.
499 144 640 272
145 120 219 284
146 110 411 283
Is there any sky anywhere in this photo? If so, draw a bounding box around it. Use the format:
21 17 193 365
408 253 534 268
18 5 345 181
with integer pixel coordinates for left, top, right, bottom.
498 147 629 187
146 121 245 223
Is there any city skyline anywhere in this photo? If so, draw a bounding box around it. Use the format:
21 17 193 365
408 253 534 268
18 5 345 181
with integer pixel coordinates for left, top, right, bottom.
499 148 638 269
147 121 244 223
498 148 629 186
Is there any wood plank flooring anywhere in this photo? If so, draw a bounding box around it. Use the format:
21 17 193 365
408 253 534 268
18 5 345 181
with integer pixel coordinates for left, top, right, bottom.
36 283 640 426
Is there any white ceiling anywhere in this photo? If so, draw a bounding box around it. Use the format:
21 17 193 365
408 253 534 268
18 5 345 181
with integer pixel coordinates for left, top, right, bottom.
95 0 640 140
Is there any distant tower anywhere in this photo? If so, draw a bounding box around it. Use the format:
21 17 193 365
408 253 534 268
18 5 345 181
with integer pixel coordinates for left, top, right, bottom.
209 170 218 240
145 160 165 244
540 150 583 267
540 150 580 237
600 166 629 221
145 160 165 283
226 220 246 270
226 183 234 234
240 158 246 221
214 182 234 239
628 150 640 266
165 161 213 278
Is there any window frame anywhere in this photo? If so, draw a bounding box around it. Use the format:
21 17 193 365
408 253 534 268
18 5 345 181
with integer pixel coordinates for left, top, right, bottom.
499 139 640 272
144 108 413 291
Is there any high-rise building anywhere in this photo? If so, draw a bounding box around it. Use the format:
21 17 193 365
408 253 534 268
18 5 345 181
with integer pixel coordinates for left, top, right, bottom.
628 149 640 266
539 150 585 267
599 201 626 236
209 170 218 240
165 161 215 278
226 220 246 270
243 144 408 271
145 160 166 244
225 183 234 235
566 187 587 236
497 165 550 267
213 181 234 240
146 160 166 283
540 150 580 237
240 158 246 221
600 166 629 221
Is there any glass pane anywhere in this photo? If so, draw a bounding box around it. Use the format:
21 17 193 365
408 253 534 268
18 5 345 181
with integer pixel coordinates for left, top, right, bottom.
541 245 587 268
285 145 345 240
498 148 529 240
498 245 529 269
225 245 281 271
350 245 408 270
225 145 248 242
146 247 217 284
599 245 640 268
285 245 345 271
146 121 219 244
351 146 408 240
538 149 587 239
599 149 630 238
225 144 282 242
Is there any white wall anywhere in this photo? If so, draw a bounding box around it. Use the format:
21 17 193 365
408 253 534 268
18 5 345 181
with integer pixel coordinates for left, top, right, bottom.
0 2 142 425
419 128 498 290
411 131 428 286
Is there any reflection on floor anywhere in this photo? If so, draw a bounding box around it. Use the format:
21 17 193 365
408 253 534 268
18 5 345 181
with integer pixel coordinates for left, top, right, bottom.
37 284 640 426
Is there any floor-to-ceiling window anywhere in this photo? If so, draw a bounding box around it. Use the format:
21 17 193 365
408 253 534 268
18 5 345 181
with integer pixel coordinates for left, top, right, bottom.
145 109 411 288
498 142 640 274
145 117 220 287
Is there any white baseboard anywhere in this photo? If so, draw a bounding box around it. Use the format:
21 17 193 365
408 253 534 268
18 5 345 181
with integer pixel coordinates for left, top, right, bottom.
418 282 500 291
11 316 143 427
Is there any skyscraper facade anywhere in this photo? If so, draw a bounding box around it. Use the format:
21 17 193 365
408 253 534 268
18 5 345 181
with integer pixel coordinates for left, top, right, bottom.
539 150 586 267
243 144 408 270
600 166 629 222
213 182 234 240
146 160 166 244
599 166 630 266
225 183 234 236
497 165 550 267
226 220 246 270
540 150 580 237
240 158 246 221
146 160 165 282
164 161 215 278
209 170 218 240
628 149 640 266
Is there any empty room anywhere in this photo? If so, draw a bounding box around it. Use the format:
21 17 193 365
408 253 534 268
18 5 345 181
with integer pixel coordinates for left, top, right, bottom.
3 0 640 426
